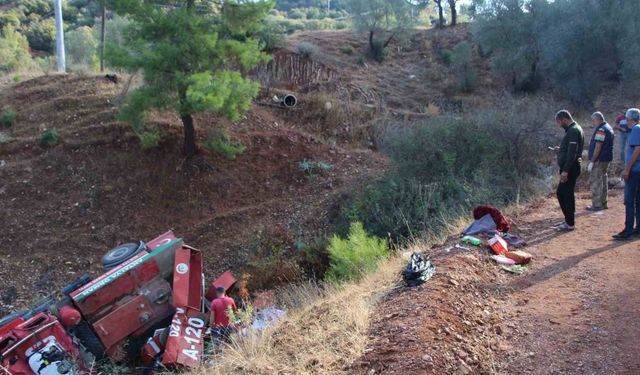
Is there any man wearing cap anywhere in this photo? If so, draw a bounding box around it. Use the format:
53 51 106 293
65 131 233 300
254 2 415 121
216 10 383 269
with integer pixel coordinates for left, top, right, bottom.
613 108 640 240
210 286 237 342
555 110 584 231
586 112 614 211
615 113 630 164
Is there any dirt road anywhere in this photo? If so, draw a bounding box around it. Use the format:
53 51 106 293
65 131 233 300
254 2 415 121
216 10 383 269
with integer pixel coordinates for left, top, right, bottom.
503 190 640 375
357 189 640 375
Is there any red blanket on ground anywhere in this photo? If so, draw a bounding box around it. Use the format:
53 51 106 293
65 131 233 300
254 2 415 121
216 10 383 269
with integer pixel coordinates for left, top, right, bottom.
473 205 510 233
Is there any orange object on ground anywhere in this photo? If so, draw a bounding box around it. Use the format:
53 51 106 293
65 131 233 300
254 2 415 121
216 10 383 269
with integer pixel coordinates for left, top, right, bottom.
488 235 509 256
506 250 532 265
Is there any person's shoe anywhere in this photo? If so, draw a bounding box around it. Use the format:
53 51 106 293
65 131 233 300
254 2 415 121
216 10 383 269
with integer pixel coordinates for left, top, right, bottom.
586 206 603 212
613 230 634 240
552 221 566 228
556 223 575 232
634 228 640 236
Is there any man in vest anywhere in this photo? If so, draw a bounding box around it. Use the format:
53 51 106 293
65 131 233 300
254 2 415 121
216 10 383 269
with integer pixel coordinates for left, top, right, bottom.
586 112 614 211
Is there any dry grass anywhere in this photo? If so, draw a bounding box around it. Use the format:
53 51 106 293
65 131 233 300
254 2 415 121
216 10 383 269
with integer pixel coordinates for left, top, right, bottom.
198 256 404 375
196 216 470 375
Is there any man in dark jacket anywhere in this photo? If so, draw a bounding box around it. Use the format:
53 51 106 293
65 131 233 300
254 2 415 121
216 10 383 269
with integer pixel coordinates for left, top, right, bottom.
555 110 585 231
586 112 614 211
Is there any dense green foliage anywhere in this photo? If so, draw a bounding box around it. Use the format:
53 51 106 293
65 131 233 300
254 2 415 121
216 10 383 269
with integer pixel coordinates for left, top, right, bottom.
0 26 34 73
325 222 388 283
0 106 16 127
39 128 60 147
204 133 246 160
65 26 99 71
346 0 421 60
473 0 640 104
105 0 273 156
451 41 476 92
344 97 554 242
275 0 347 12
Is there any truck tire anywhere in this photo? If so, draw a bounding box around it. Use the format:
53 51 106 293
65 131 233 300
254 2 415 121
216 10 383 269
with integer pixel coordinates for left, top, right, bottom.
73 322 105 360
102 243 140 271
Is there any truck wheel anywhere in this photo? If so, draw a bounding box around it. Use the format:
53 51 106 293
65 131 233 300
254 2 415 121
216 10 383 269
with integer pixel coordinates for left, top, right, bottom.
102 243 140 271
73 322 105 360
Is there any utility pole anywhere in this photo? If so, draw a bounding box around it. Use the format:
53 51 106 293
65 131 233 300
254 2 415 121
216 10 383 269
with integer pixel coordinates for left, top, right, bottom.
327 0 330 13
53 0 65 72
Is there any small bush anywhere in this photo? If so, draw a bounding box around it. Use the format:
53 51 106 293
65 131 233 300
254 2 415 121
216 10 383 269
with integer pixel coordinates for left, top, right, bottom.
288 8 306 19
299 159 332 177
296 41 319 59
368 39 387 63
340 44 354 55
204 132 246 160
39 129 60 147
1 107 16 127
452 42 477 92
12 75 20 82
440 49 453 66
138 130 161 149
325 222 389 284
0 132 13 144
335 20 349 30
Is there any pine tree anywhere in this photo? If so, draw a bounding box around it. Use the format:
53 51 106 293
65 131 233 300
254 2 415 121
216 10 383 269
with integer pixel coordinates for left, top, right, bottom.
105 0 273 157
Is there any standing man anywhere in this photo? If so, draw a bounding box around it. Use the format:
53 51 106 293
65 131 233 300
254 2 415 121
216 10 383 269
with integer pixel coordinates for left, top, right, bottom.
615 113 630 164
555 110 584 231
586 112 614 211
209 286 237 343
613 108 640 240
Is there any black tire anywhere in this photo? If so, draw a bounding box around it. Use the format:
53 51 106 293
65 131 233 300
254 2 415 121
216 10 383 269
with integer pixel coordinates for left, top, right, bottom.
73 322 105 360
102 243 140 271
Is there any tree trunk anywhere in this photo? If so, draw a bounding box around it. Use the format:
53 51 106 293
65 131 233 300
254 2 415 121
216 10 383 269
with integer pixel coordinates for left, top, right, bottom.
181 114 197 158
448 0 457 26
100 6 106 72
369 29 375 51
435 0 445 28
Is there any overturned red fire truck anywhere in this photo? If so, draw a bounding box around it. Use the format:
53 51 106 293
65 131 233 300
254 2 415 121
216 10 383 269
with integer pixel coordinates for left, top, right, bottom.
0 231 235 374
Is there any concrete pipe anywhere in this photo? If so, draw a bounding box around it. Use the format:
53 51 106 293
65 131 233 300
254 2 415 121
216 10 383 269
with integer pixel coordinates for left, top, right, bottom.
282 94 297 108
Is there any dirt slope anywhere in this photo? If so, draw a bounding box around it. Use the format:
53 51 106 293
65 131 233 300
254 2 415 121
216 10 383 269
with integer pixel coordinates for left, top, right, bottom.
357 190 640 374
287 25 497 114
0 74 384 313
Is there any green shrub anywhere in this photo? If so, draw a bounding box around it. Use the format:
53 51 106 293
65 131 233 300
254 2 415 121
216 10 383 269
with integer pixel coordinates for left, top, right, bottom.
204 133 246 160
12 75 21 82
139 131 161 149
24 17 55 53
344 97 555 242
0 132 13 144
340 44 354 55
335 20 349 30
368 39 387 63
325 222 389 284
39 129 60 147
288 8 306 19
1 107 16 127
296 41 319 58
440 49 453 66
299 159 332 177
0 26 36 73
452 42 477 92
66 26 99 71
